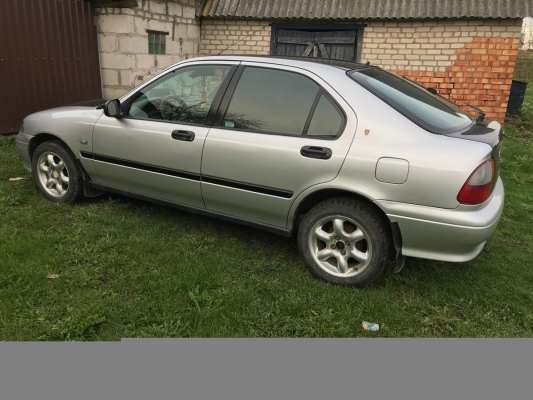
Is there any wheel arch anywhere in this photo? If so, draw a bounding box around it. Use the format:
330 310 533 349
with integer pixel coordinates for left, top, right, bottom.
28 133 69 161
28 132 101 197
290 188 391 233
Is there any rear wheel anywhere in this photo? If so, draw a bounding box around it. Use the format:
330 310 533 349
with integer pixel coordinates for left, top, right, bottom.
32 140 84 203
297 197 391 286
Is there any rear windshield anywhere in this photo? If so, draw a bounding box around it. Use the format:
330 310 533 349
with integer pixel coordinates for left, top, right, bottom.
348 68 473 134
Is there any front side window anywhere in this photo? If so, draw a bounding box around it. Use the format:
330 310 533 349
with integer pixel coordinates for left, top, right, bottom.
128 65 232 125
223 67 320 136
348 68 473 134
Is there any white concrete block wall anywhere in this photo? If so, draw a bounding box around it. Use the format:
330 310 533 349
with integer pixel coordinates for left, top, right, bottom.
200 20 272 55
361 20 523 72
199 18 522 72
96 0 201 99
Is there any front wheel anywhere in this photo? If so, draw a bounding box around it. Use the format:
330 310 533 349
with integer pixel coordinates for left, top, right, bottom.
297 197 391 286
32 140 84 203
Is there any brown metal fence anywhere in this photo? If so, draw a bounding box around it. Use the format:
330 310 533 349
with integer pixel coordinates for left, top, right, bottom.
0 0 102 134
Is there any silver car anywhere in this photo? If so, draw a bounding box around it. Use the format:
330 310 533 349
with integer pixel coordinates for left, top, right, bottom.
16 56 504 286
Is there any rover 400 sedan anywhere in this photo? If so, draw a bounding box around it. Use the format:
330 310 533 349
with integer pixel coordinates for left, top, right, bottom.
16 56 504 286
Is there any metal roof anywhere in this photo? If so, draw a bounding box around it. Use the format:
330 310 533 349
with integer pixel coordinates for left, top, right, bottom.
200 0 532 19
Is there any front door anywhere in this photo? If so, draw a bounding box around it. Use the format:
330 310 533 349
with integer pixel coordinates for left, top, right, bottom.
200 63 357 228
91 62 236 208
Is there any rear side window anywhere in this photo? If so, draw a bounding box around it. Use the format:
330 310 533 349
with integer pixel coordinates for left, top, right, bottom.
348 68 473 134
307 93 344 137
223 67 319 136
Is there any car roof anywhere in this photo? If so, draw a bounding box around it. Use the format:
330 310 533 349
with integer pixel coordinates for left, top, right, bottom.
183 55 371 72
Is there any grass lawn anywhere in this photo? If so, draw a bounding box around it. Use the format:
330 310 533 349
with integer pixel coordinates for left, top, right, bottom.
514 51 533 83
1 89 533 340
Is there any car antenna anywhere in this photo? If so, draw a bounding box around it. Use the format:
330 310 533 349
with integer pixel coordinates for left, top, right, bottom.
217 17 281 55
470 105 486 124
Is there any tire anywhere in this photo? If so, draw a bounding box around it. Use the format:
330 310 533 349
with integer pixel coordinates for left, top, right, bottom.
32 140 84 203
297 197 391 286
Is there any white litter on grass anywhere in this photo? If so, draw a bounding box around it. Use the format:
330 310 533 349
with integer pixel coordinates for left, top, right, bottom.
9 177 27 182
362 321 380 331
47 274 60 279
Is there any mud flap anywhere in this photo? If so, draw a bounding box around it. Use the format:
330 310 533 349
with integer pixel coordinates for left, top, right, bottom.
78 160 104 198
391 222 406 273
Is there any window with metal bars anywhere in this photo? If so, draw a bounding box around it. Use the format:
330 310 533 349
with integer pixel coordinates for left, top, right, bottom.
148 31 167 55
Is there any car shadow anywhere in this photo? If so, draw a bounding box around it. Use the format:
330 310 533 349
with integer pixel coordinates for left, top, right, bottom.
83 191 479 289
92 190 296 242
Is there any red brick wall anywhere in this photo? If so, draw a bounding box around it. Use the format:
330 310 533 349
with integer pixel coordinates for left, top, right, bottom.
395 36 520 122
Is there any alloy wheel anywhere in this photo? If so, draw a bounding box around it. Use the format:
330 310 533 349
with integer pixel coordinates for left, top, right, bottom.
36 151 70 198
308 215 373 278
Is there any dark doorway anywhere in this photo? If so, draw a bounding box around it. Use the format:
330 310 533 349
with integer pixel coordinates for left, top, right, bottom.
270 23 365 62
0 0 102 134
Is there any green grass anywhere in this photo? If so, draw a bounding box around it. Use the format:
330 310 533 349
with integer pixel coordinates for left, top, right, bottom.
514 51 533 82
518 50 533 60
1 89 533 339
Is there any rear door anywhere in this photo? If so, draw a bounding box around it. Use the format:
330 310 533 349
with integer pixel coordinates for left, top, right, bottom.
200 63 358 228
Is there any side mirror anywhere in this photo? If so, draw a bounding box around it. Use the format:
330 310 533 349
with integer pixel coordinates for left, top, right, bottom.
103 99 121 118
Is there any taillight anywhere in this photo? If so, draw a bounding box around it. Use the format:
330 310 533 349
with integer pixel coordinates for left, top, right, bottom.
457 159 495 205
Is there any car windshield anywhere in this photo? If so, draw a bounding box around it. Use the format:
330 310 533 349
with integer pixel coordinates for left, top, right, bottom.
348 68 473 134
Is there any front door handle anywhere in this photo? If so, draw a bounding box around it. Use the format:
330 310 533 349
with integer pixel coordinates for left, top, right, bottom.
300 146 332 160
171 130 195 142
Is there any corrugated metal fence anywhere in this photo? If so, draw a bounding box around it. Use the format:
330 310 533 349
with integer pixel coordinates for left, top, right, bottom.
0 0 102 134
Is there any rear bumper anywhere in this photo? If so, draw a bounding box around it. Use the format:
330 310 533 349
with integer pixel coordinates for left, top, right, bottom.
375 177 504 262
16 132 33 172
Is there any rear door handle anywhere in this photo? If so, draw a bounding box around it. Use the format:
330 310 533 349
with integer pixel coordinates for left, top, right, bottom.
171 130 195 142
300 146 332 160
